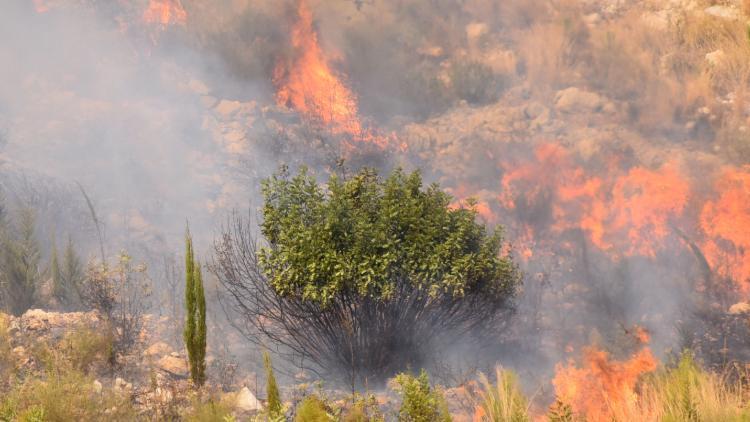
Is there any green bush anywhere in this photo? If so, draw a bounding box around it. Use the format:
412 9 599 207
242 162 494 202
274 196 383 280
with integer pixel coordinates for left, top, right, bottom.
393 370 452 422
294 395 332 422
216 166 519 382
341 394 384 422
449 61 504 105
58 325 113 373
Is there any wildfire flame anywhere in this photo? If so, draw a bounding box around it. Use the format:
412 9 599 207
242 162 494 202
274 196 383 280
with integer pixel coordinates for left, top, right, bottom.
700 167 750 294
143 0 187 26
552 344 657 421
273 0 390 150
498 144 689 258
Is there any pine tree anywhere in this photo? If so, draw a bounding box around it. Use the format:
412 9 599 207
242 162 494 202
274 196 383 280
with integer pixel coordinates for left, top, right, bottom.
61 236 84 307
184 228 206 386
264 351 282 417
50 235 63 304
3 209 41 316
51 235 84 310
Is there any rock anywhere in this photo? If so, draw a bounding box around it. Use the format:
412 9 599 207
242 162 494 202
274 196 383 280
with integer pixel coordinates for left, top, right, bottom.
93 379 103 394
641 11 669 31
584 13 601 26
705 49 725 67
156 355 189 377
466 22 488 47
22 309 49 331
215 100 242 117
704 5 740 20
187 79 209 95
143 341 172 358
234 387 263 412
114 377 132 392
729 302 750 315
153 387 173 403
554 87 604 113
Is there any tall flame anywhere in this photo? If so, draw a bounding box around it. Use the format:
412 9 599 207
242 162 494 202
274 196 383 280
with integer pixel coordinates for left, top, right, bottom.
273 0 389 149
552 344 657 421
143 0 187 26
700 167 750 294
498 144 689 258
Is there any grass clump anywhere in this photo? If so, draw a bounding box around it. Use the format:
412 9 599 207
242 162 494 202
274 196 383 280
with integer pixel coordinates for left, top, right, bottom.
0 314 14 384
635 353 750 421
475 366 530 422
58 324 113 373
341 393 384 422
183 397 236 422
0 367 135 421
393 370 452 422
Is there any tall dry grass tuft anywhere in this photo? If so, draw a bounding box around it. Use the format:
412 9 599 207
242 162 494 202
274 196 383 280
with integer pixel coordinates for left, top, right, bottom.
631 354 750 421
474 366 530 422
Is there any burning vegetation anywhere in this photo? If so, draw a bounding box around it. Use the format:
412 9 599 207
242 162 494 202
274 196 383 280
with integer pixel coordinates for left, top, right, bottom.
7 0 750 420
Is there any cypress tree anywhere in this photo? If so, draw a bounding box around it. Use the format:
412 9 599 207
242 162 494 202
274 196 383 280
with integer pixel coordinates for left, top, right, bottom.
264 351 282 416
184 228 206 386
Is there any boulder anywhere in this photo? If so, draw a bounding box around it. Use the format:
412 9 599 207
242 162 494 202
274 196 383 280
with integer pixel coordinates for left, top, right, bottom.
704 5 740 20
705 50 725 67
156 355 189 377
554 87 604 114
235 387 263 412
143 341 172 358
729 302 750 315
93 379 103 394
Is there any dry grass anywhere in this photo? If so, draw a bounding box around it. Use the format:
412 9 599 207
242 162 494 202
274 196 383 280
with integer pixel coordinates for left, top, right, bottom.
475 366 531 422
0 368 136 421
551 354 750 421
0 314 14 387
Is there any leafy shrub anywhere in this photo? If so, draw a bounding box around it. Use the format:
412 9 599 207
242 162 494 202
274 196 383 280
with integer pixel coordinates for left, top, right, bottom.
449 61 504 105
341 394 384 422
215 167 519 383
58 325 113 373
294 395 332 422
393 370 451 422
475 367 529 422
82 252 151 360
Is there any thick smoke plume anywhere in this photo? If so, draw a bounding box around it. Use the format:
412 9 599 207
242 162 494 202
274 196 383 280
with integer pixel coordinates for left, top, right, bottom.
4 0 750 409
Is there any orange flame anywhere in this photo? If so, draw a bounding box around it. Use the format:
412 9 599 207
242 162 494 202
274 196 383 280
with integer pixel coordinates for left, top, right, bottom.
700 167 750 294
552 344 657 421
143 0 187 26
273 0 390 150
498 144 689 258
33 0 50 13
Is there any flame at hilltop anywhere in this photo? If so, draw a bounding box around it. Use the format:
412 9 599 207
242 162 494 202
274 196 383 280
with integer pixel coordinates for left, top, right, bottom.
273 0 391 150
143 0 187 26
